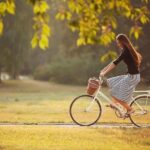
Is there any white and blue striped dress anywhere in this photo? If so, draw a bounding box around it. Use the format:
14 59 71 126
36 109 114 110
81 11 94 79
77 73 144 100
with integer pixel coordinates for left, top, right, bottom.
106 47 141 103
107 74 140 102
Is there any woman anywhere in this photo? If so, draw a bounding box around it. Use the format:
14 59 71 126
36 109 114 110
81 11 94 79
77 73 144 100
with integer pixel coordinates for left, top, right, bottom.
100 33 142 115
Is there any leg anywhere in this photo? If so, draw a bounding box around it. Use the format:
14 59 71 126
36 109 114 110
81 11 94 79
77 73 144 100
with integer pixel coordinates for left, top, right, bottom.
112 96 133 112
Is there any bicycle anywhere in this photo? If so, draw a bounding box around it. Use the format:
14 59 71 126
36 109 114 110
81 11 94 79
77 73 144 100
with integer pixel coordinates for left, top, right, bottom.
69 77 150 127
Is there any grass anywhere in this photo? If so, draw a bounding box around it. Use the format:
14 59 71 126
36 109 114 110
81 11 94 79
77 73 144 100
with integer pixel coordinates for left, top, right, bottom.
0 79 150 150
0 126 150 150
0 79 149 124
0 79 85 123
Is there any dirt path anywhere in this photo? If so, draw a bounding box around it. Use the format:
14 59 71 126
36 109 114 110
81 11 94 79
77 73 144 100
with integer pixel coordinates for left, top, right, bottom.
0 123 137 128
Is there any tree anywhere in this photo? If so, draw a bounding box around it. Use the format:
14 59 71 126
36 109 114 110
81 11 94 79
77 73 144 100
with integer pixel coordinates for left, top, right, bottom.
0 0 33 79
0 0 150 50
0 0 149 83
57 0 150 44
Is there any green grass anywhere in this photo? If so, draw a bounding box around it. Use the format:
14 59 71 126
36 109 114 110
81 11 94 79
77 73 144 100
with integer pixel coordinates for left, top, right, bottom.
0 79 85 123
0 126 150 150
0 79 150 150
0 79 149 124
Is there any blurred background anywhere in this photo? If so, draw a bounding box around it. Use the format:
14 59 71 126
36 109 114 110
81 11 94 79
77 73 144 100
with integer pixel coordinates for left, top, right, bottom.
0 0 149 85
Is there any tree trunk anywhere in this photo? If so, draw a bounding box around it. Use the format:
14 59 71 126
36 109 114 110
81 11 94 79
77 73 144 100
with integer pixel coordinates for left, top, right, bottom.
0 67 2 83
11 67 19 80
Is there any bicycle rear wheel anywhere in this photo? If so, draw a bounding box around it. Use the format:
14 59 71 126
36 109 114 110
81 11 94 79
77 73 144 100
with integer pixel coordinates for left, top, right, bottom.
129 95 150 127
69 95 102 126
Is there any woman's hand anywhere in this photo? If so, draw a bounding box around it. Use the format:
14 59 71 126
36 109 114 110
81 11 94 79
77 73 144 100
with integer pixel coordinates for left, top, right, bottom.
99 71 105 77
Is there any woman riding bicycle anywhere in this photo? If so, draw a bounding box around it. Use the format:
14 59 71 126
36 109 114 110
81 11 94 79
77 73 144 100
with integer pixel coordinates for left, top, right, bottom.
100 33 142 115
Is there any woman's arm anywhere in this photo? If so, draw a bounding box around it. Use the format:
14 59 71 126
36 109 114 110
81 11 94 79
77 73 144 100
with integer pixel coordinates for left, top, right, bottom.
100 62 116 76
100 50 125 77
100 61 113 72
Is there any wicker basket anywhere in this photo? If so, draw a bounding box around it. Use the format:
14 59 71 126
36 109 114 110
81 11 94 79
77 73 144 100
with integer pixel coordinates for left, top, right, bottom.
87 77 100 95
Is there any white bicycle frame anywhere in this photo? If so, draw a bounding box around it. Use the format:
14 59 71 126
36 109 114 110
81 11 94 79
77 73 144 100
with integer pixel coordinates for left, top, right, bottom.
86 77 150 116
86 77 126 114
133 90 150 114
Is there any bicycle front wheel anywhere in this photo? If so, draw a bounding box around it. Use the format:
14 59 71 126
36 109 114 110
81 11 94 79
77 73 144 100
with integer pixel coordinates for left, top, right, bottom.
69 95 102 126
130 95 150 127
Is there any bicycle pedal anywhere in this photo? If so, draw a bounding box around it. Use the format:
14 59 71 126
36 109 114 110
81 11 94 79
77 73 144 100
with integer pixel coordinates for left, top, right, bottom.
122 114 130 119
105 104 116 108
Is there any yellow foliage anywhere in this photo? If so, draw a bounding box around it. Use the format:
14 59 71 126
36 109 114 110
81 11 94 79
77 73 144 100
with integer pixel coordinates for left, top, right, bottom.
130 26 142 40
40 1 50 13
134 31 139 40
31 34 38 48
69 25 77 32
77 37 86 46
66 12 72 20
6 1 15 15
142 0 150 3
68 1 76 12
34 3 40 14
100 50 117 62
55 12 67 20
94 0 102 4
42 24 51 37
39 35 49 50
55 13 60 20
34 1 49 14
0 20 4 35
87 38 94 44
0 2 6 14
99 31 115 46
31 0 50 50
140 15 149 24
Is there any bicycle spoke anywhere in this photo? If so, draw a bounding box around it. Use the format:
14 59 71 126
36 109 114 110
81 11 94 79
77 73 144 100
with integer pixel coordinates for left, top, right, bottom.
70 95 102 126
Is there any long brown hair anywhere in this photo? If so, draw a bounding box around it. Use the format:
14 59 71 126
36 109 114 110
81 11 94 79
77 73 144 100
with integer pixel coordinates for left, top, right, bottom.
116 34 142 68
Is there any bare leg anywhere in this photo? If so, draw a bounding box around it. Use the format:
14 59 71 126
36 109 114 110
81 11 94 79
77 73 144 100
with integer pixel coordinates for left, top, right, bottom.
112 96 132 112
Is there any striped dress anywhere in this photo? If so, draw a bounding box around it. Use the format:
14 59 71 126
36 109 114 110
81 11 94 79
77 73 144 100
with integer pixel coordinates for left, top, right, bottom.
107 47 141 103
107 74 140 102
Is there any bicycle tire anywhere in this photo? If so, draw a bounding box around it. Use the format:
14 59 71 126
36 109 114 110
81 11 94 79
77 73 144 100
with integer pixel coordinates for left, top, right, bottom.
69 95 102 126
129 95 150 128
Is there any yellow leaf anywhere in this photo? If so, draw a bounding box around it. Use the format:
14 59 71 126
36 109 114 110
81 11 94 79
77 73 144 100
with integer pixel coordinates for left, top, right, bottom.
140 15 149 24
55 13 61 20
6 1 15 14
60 14 65 20
129 27 134 37
111 20 117 29
100 53 109 62
77 37 86 46
33 3 40 14
100 50 117 62
0 20 4 35
134 31 139 39
34 1 49 14
66 12 72 20
40 1 50 13
31 34 38 48
39 35 49 50
42 24 51 37
69 25 77 32
68 1 76 12
87 38 94 44
0 2 6 14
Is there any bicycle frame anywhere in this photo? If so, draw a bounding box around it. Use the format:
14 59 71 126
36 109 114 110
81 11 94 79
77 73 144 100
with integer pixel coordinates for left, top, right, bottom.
87 77 150 116
86 77 127 115
133 90 150 114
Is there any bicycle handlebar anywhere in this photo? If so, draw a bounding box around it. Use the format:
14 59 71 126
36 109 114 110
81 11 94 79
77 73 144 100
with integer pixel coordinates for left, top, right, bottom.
99 76 103 84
